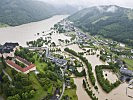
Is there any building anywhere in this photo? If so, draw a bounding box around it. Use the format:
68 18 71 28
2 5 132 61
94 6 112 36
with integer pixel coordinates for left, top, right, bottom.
120 67 133 77
131 49 133 54
6 56 36 74
16 56 31 66
0 42 19 58
49 56 67 67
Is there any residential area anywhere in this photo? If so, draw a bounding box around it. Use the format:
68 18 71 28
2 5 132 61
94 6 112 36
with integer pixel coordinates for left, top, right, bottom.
0 19 133 100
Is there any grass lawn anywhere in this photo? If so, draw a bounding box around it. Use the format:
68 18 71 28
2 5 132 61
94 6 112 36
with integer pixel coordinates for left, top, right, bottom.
29 72 47 100
123 58 133 70
62 78 78 100
62 88 78 100
33 54 47 73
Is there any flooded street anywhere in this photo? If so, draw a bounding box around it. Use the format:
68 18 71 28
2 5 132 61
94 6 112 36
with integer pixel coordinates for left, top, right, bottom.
73 77 91 100
103 69 118 83
66 44 132 100
0 15 68 46
0 14 132 100
0 96 3 100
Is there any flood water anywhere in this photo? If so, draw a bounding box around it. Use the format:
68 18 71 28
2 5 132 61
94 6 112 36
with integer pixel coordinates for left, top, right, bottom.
0 96 3 100
0 15 68 46
66 44 132 100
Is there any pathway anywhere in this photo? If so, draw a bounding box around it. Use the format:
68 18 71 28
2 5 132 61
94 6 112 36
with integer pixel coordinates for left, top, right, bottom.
2 69 12 81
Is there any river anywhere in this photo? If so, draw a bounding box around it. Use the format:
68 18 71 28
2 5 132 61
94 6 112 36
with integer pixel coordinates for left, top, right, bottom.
0 15 68 100
0 15 68 46
0 15 132 100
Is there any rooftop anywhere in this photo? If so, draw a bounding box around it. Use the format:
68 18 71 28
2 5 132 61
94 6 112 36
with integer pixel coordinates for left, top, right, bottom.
6 58 35 73
0 42 19 54
16 56 31 66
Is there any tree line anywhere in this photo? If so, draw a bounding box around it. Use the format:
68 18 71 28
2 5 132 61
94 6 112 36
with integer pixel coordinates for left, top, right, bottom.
64 47 96 86
95 65 121 93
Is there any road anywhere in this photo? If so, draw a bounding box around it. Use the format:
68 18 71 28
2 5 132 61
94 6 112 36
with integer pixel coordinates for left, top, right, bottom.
59 68 65 100
26 46 66 100
43 47 66 100
2 69 12 81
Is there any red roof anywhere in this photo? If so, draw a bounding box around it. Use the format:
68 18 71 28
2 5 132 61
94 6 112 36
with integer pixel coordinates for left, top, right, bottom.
16 56 31 66
6 60 35 73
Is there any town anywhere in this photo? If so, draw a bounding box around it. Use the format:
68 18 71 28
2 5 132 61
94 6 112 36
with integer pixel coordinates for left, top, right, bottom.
0 19 133 100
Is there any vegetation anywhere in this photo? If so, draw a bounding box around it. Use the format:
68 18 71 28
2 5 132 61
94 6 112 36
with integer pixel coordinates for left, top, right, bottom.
54 24 66 33
1 48 64 100
99 55 106 62
123 58 133 70
0 23 9 28
15 60 26 68
62 78 78 100
0 0 57 26
29 72 47 100
83 79 98 100
36 62 63 99
74 69 86 77
27 38 44 47
1 70 35 100
95 64 121 93
64 47 96 86
0 0 77 26
15 48 35 63
68 5 133 47
33 54 47 73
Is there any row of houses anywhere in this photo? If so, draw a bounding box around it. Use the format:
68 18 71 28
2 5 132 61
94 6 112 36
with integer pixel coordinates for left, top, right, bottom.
49 56 67 67
6 56 36 74
0 42 19 58
59 19 75 32
77 32 90 40
45 48 67 68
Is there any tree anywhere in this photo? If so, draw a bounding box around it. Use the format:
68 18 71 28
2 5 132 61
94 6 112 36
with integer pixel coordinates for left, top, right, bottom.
29 90 35 98
2 75 9 83
7 94 21 100
22 92 29 100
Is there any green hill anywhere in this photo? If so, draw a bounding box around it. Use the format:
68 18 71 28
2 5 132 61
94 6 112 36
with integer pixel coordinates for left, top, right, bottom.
68 5 133 47
0 0 77 26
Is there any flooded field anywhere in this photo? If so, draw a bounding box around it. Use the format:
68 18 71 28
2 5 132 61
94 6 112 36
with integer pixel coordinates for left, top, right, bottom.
77 67 83 73
49 32 71 45
103 69 118 83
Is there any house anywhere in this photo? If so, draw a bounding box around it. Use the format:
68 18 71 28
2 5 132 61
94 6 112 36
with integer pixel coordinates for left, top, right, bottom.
6 56 36 74
0 42 19 58
129 79 133 86
65 78 71 88
120 67 133 77
116 59 124 67
49 56 67 67
131 49 133 54
68 66 75 72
